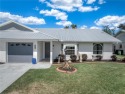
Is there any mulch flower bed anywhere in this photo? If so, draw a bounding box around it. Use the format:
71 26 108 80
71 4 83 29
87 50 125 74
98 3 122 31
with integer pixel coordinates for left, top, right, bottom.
56 67 77 74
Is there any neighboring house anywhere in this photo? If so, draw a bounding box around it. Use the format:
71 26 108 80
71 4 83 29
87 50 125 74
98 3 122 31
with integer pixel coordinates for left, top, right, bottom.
0 21 121 64
115 30 125 55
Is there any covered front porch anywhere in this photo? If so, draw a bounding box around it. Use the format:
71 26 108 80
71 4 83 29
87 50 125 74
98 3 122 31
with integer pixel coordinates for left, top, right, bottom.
34 41 53 64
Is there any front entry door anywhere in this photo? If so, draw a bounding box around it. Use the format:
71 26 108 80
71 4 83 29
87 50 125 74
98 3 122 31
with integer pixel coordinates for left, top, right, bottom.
45 42 50 58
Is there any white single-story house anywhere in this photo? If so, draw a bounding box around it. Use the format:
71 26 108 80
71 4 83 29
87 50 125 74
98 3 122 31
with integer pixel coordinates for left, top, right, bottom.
115 30 125 55
0 21 121 64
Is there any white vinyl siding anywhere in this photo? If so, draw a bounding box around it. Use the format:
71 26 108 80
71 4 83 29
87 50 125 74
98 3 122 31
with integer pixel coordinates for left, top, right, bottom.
79 43 93 59
116 32 125 55
79 43 113 60
0 40 7 63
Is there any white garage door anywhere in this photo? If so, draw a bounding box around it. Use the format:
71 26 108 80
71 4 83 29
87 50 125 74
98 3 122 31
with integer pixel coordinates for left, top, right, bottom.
8 42 33 63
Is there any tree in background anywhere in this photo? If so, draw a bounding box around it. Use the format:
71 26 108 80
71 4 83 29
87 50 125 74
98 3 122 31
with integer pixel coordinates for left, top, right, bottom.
102 25 115 36
71 24 77 29
118 24 125 30
64 24 77 29
64 26 70 29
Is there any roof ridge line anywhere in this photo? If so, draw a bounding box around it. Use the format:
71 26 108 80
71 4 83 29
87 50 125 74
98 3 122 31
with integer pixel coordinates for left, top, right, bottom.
0 20 35 32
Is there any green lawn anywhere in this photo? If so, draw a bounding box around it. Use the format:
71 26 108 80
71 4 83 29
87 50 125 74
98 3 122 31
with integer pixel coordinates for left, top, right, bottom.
116 55 125 60
3 62 125 94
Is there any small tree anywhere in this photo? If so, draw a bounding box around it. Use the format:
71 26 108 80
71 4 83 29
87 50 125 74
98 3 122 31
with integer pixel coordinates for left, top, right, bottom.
102 25 112 35
70 55 77 62
111 55 117 61
71 24 77 29
102 25 115 36
64 26 70 29
118 24 125 30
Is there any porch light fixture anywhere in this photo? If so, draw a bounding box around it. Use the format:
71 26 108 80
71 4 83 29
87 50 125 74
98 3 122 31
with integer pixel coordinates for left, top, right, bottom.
34 45 36 49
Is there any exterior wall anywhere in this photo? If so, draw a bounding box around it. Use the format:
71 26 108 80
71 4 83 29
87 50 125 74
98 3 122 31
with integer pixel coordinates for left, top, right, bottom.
103 43 113 60
0 40 114 63
78 42 113 60
79 43 93 59
37 41 43 62
53 41 61 59
8 55 33 63
116 33 125 55
33 41 37 62
0 40 7 63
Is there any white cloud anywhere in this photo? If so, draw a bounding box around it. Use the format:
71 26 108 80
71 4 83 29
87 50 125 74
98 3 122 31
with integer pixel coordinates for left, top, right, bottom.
40 0 104 12
0 12 45 25
87 0 96 4
45 0 83 12
90 26 101 29
95 15 125 28
78 6 99 12
40 9 67 20
98 0 105 4
56 21 72 26
80 25 88 29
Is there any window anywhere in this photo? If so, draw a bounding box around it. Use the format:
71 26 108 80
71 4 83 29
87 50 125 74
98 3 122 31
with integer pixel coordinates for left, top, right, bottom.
65 46 75 55
93 43 103 54
119 44 122 49
61 44 63 50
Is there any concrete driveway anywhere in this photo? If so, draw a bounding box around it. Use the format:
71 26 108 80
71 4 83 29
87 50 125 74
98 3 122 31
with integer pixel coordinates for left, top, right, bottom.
0 63 32 93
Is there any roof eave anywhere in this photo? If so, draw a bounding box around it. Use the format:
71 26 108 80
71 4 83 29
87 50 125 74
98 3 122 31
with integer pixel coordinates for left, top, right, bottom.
0 38 59 41
59 40 122 43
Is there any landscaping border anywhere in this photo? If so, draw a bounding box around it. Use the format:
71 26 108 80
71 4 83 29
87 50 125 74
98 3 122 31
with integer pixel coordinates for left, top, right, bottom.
56 67 77 74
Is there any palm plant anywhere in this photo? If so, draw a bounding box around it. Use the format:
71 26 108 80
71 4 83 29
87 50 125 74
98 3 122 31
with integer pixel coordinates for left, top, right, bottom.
64 26 70 29
71 24 77 29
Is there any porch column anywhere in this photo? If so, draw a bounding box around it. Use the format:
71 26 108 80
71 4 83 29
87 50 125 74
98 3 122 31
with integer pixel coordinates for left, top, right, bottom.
33 41 38 62
0 40 7 63
50 41 53 64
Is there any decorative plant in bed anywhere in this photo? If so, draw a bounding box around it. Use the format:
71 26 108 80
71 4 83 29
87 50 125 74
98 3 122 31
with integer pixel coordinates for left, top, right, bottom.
56 62 77 74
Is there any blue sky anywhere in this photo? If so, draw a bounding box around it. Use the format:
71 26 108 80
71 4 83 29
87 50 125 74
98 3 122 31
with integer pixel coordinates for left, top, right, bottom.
0 0 125 29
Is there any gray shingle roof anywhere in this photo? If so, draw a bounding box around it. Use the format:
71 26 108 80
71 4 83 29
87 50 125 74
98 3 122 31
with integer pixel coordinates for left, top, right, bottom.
0 21 121 42
0 31 58 40
36 28 121 43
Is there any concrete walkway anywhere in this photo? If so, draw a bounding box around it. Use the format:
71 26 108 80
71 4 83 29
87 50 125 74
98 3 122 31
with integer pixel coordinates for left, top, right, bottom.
0 62 51 93
31 62 51 69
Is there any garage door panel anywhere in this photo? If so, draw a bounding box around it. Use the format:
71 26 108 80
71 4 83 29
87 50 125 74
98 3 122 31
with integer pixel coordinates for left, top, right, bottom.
8 43 33 55
8 55 33 63
8 43 33 63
